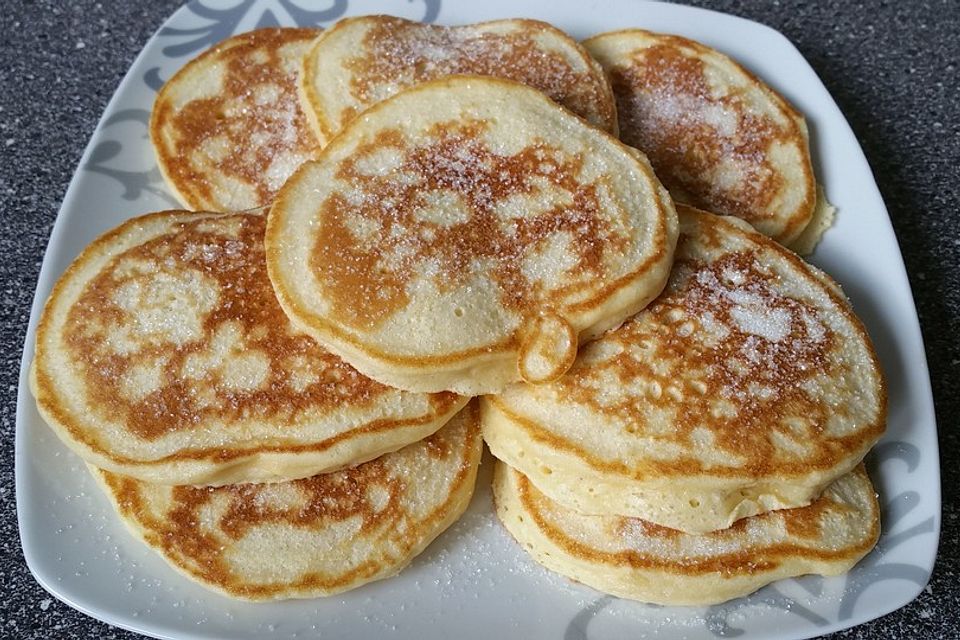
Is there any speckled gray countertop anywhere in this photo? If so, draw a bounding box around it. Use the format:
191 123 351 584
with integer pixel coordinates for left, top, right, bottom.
1 1 957 638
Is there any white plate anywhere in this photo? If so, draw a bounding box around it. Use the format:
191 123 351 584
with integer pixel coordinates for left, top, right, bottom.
15 1 940 639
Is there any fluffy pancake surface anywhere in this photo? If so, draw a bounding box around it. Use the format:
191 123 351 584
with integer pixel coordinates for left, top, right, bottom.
31 210 465 485
151 27 323 211
268 76 677 395
482 206 885 533
94 404 483 601
584 29 816 245
300 16 617 138
494 462 879 606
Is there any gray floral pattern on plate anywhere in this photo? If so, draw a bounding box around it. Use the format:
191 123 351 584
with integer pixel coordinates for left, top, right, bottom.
83 109 179 206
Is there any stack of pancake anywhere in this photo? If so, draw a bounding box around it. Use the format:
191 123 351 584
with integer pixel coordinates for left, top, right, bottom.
32 17 885 606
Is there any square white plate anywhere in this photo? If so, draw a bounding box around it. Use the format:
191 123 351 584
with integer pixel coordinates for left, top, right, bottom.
16 1 940 639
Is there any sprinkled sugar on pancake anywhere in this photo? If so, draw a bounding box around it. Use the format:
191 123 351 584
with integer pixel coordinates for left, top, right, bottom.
268 76 677 395
300 16 617 139
585 30 822 246
151 28 323 211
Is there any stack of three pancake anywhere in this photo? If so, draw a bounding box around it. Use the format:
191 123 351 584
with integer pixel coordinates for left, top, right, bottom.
481 206 885 605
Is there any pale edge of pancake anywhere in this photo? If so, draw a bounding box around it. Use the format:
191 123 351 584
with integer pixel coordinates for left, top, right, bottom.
788 185 836 256
29 209 467 486
492 462 879 606
297 27 333 143
86 410 483 601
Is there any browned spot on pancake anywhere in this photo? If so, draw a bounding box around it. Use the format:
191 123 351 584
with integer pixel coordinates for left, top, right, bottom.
563 221 837 475
215 458 402 539
342 17 612 130
64 214 458 440
424 430 453 460
155 28 321 206
781 495 853 539
609 42 792 226
311 120 626 329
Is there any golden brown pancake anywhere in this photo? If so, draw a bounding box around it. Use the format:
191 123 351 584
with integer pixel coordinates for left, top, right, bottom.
494 462 880 605
93 404 483 601
268 75 678 395
31 210 465 485
482 205 885 533
151 28 323 211
299 16 617 140
584 29 818 246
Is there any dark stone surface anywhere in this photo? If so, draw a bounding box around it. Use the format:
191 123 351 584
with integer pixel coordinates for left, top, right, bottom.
1 1 956 638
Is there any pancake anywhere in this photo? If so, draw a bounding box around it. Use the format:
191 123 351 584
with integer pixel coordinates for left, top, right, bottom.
584 29 819 247
93 404 483 601
482 205 885 533
31 210 465 485
299 16 617 140
493 462 879 606
151 27 323 211
268 75 678 395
